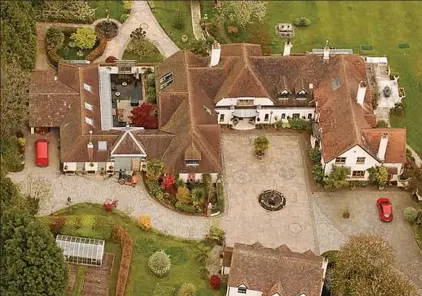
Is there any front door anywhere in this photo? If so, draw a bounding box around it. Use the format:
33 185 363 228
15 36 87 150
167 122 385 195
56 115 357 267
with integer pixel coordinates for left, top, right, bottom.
114 157 131 172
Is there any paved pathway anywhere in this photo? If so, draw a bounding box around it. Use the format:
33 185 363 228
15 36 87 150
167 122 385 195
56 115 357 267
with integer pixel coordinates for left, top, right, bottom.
99 1 178 61
191 0 204 40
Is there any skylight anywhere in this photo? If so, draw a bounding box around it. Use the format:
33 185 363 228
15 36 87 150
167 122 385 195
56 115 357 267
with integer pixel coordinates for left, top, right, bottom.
98 141 107 151
159 72 174 90
331 77 341 91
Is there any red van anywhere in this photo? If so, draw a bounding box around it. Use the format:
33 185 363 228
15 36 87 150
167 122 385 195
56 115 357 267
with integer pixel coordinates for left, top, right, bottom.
35 139 49 167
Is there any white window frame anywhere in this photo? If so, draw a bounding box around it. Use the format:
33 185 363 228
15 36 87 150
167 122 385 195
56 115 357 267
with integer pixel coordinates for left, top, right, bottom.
219 114 225 122
356 157 366 164
335 157 346 164
85 102 93 111
85 117 94 126
84 83 92 92
352 170 365 178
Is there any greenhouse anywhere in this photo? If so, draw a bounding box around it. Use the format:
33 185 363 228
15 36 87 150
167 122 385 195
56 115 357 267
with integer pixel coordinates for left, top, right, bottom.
56 235 105 266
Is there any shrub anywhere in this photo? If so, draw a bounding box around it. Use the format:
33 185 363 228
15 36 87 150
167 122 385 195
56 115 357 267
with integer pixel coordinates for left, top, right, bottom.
207 226 225 245
390 102 405 116
209 274 221 289
173 9 185 30
227 26 239 34
293 16 311 27
113 225 133 296
105 56 117 63
254 136 269 156
161 174 176 192
146 179 164 199
120 13 129 23
146 159 164 180
47 49 64 67
288 117 311 130
309 147 321 163
86 36 107 62
323 165 350 189
70 27 97 50
376 120 389 128
138 216 151 230
176 186 192 204
49 216 66 236
122 0 132 11
45 27 64 51
205 36 215 45
178 283 196 296
368 166 389 187
404 207 418 223
190 39 208 57
175 202 197 213
312 164 325 184
147 74 156 86
147 86 157 104
34 1 95 23
148 250 171 277
92 216 115 239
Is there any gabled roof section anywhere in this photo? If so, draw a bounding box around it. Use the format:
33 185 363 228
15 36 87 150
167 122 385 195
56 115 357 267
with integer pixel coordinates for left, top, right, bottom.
58 63 81 91
361 128 407 163
266 281 287 296
111 129 147 155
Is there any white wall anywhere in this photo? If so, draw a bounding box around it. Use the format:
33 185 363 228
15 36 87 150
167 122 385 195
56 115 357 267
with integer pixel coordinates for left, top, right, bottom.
323 145 380 179
179 173 219 183
216 97 274 107
226 287 262 296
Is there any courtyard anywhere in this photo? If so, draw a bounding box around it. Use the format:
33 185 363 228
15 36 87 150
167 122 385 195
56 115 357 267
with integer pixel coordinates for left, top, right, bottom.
219 132 318 253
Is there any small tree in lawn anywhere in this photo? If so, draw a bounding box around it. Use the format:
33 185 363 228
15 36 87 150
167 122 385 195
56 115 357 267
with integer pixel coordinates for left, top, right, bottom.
161 174 176 192
129 103 158 129
176 186 191 204
146 159 164 181
70 27 97 50
329 234 416 296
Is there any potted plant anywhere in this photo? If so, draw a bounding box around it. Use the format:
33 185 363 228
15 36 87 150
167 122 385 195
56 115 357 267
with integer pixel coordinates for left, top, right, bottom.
181 35 188 43
254 136 269 159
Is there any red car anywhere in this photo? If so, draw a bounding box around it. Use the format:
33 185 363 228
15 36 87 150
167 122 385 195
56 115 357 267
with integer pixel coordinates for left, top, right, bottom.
35 139 49 167
376 197 393 222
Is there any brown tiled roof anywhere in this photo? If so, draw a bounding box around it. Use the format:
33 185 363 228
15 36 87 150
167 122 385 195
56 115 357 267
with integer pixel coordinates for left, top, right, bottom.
228 243 325 296
111 130 146 155
361 128 407 163
30 69 79 94
58 64 80 91
29 94 78 127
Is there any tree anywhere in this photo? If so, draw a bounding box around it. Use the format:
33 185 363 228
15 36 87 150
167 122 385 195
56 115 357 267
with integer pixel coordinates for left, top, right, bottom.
202 173 212 200
0 61 31 138
0 206 68 295
45 27 64 52
323 165 350 189
178 283 196 296
176 186 191 204
309 147 322 163
254 136 269 156
329 234 416 296
130 25 146 40
148 250 171 277
408 165 422 194
130 103 158 129
190 39 209 57
70 27 97 50
161 174 176 192
146 159 164 181
403 207 418 223
209 274 221 289
218 1 268 29
368 166 389 188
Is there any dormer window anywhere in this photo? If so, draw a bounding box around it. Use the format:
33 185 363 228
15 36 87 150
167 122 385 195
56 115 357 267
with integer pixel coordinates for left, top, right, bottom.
84 83 92 93
185 144 201 166
85 102 93 111
296 89 307 99
237 286 247 294
277 89 290 100
85 117 94 126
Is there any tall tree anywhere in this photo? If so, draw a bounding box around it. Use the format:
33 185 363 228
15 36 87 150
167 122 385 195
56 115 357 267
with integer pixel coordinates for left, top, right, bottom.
0 206 68 296
129 103 158 129
70 27 97 50
329 234 416 296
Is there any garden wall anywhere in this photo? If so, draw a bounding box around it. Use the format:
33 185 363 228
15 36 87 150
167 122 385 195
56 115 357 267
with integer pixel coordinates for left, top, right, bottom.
113 225 133 296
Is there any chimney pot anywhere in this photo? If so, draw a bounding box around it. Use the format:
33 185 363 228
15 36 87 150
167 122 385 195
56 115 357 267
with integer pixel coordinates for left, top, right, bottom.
377 133 389 161
209 42 221 67
356 81 367 106
283 40 293 56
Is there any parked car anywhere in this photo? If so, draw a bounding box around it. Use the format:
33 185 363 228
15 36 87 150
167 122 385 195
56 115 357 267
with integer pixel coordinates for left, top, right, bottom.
376 197 393 222
35 139 49 167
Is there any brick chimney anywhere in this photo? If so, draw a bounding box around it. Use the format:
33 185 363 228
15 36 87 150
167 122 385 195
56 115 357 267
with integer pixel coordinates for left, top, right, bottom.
377 133 388 161
283 39 293 56
209 42 221 67
356 81 367 106
323 40 330 61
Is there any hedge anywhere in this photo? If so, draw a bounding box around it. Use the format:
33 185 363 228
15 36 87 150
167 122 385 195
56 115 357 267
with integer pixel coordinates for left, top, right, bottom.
113 225 133 296
86 36 108 62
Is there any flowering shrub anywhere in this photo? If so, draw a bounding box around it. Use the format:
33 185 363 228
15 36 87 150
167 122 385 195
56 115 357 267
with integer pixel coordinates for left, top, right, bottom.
138 216 151 231
209 274 221 289
161 174 176 192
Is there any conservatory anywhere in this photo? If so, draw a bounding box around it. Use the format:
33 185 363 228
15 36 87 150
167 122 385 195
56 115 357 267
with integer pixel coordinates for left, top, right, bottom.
56 235 105 266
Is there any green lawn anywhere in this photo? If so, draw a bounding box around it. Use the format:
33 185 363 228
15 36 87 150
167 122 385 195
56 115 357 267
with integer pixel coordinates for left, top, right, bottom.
89 1 127 21
150 1 195 49
122 40 164 63
201 1 422 156
49 204 224 296
58 34 95 60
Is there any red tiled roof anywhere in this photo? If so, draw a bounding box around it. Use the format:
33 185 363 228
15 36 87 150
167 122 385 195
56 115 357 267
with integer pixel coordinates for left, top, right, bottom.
361 128 407 163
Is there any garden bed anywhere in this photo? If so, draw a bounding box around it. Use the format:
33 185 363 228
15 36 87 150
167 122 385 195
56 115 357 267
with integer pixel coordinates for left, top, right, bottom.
122 39 164 63
58 33 98 60
46 203 224 296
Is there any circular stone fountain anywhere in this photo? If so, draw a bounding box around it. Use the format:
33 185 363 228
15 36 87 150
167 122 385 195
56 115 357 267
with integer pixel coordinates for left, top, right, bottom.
258 190 286 211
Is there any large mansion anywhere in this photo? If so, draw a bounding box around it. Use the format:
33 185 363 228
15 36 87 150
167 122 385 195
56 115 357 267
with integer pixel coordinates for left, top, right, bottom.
29 42 407 183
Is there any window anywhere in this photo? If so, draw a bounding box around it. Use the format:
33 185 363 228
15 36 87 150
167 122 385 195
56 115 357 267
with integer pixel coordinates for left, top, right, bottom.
302 116 306 119
281 114 286 119
308 113 313 119
238 287 247 294
237 99 254 106
85 117 94 126
85 102 93 111
98 141 107 151
335 157 346 164
185 160 200 166
159 72 174 90
356 157 365 164
219 114 225 122
264 114 269 121
292 113 300 119
83 83 92 92
352 171 365 178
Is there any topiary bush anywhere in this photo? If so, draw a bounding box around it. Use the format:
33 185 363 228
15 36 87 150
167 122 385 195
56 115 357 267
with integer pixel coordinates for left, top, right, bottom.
293 16 311 27
309 147 322 163
148 250 171 277
404 207 418 223
177 283 196 296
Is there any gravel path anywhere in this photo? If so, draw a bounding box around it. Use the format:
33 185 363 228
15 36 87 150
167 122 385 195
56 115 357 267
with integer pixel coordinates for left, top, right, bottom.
9 171 210 239
99 1 178 60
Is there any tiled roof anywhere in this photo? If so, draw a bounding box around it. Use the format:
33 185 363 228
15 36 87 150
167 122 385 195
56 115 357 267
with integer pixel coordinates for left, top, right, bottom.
361 128 407 163
29 94 78 127
228 243 325 296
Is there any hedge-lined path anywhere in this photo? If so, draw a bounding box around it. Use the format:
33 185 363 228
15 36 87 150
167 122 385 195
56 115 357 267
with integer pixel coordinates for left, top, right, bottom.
9 171 212 240
99 1 179 61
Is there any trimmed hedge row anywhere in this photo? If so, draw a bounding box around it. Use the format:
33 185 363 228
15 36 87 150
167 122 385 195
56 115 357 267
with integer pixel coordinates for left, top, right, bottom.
113 225 133 296
86 36 108 62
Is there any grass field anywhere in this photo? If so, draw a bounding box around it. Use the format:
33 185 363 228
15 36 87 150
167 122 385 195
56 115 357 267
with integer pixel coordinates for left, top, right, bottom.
122 40 164 63
202 1 422 155
50 204 224 296
89 1 127 21
150 1 195 49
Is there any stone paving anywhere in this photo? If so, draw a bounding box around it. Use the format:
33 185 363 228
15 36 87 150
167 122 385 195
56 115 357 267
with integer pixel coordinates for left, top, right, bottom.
99 1 178 61
219 133 318 253
191 0 204 40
